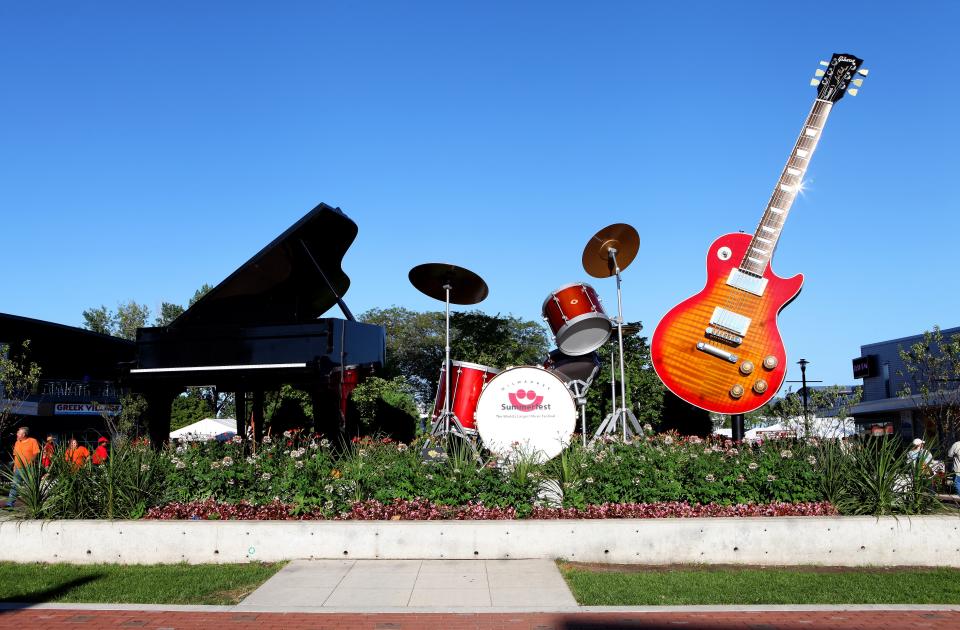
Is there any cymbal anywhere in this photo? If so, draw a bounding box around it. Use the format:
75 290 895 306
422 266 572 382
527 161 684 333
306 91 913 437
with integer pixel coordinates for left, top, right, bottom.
582 223 640 278
606 322 643 342
409 263 489 305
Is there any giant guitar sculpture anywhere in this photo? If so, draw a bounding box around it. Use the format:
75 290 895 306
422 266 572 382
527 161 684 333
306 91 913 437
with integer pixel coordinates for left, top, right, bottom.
651 53 867 414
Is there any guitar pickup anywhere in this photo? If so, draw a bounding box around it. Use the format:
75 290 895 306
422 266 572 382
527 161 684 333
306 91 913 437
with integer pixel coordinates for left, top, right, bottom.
696 342 738 363
705 327 743 347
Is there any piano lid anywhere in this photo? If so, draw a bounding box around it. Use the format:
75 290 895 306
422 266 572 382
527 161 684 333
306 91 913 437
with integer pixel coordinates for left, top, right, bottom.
171 203 356 328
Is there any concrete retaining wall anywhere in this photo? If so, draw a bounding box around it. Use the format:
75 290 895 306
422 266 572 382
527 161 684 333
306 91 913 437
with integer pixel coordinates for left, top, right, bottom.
2 516 958 566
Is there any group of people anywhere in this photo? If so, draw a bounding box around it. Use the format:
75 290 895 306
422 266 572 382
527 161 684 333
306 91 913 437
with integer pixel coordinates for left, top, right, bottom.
907 436 960 495
4 426 110 508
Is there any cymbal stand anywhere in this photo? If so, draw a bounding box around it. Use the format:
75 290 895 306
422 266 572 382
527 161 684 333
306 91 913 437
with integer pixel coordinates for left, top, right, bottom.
592 248 642 441
430 282 469 439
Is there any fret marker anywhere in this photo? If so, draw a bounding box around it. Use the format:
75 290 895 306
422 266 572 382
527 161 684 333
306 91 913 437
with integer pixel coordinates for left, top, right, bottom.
786 167 802 176
751 246 768 255
761 225 775 233
796 149 809 158
769 207 784 214
756 236 772 244
804 127 818 137
779 184 793 193
747 256 764 264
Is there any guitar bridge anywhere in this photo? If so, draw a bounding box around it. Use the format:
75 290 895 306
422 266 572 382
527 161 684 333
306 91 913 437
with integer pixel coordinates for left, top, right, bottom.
696 342 738 363
705 327 742 347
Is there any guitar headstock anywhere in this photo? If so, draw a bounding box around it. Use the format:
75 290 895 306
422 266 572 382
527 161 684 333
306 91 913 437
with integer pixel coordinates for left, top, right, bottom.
811 53 867 102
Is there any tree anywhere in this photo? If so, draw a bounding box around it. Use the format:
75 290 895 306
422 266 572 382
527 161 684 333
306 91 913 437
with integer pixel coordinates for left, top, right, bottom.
762 385 862 438
583 323 666 433
82 306 113 335
81 301 151 340
154 302 184 326
189 283 214 307
0 340 42 439
898 325 960 444
170 390 211 431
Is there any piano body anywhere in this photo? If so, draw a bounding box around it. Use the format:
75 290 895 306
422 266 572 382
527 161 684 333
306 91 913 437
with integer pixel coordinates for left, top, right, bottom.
128 203 385 444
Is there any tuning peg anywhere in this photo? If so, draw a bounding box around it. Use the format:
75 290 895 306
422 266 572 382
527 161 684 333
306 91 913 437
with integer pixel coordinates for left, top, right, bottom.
858 68 869 76
815 69 826 77
810 78 820 86
852 78 864 87
819 60 829 66
848 88 859 96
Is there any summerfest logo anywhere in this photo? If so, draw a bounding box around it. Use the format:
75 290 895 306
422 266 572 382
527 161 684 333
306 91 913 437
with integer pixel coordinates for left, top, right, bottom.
503 388 551 413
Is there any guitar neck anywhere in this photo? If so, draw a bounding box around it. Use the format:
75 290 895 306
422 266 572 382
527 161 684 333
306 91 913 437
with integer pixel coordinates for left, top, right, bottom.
739 99 835 276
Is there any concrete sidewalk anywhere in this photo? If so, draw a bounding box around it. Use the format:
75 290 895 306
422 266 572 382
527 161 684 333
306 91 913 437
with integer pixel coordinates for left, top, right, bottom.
237 559 577 610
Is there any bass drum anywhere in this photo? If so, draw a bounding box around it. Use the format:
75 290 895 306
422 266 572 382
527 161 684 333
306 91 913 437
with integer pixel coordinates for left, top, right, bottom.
475 366 576 463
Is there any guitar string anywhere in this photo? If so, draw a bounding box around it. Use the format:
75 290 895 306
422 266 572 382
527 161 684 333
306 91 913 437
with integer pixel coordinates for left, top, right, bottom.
722 99 828 339
716 99 831 370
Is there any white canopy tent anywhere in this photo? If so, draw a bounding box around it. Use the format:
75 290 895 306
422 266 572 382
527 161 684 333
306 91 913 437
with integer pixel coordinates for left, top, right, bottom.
170 417 237 441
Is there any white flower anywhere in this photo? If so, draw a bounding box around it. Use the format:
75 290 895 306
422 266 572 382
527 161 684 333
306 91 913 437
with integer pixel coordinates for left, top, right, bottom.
807 455 817 466
175 461 186 470
397 443 408 452
320 438 331 448
359 449 368 458
261 472 272 481
232 435 242 444
262 435 272 444
324 484 334 493
425 474 434 480
246 456 257 465
585 477 595 484
736 475 745 483
643 424 653 433
227 479 235 485
295 460 304 469
222 456 233 467
767 474 777 482
632 477 641 485
748 462 759 470
705 474 715 482
780 449 793 459
210 461 221 469
453 468 461 474
309 442 319 450
663 436 674 445
283 430 292 438
141 464 150 472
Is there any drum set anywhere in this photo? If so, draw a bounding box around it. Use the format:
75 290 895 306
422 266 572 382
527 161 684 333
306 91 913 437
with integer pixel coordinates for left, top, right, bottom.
408 222 642 463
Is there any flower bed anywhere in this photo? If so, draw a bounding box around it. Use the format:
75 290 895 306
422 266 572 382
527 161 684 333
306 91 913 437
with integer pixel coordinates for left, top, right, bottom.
145 497 838 521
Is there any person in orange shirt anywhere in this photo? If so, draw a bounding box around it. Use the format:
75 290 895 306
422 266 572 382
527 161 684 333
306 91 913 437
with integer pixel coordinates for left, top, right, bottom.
92 437 109 465
5 426 40 508
64 438 90 469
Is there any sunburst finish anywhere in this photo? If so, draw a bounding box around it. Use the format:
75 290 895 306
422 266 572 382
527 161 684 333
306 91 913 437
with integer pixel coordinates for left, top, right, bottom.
652 233 802 414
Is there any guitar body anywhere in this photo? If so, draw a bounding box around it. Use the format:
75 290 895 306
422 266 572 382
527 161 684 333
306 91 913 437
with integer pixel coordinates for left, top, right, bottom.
651 233 803 414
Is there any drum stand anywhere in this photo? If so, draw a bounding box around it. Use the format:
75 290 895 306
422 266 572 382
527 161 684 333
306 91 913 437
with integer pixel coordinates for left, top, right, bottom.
592 247 643 441
566 379 591 447
431 283 471 440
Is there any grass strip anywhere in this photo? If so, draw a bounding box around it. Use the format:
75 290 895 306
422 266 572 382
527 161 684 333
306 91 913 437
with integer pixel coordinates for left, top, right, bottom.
0 561 284 605
559 563 960 605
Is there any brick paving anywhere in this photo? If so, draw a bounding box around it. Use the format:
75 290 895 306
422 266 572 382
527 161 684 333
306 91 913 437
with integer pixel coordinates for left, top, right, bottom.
0 610 958 629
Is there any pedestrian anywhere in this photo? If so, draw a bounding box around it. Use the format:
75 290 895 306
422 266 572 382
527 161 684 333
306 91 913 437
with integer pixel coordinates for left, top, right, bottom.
41 434 55 469
64 438 90 469
947 438 960 495
92 437 109 465
5 426 40 508
907 437 933 468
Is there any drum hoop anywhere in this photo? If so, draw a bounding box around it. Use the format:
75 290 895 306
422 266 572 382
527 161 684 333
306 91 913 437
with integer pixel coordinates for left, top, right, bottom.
541 282 598 313
554 312 613 340
477 365 573 400
448 360 501 374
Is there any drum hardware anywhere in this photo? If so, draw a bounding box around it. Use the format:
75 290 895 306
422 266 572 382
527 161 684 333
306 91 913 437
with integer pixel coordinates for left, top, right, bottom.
409 263 488 443
543 349 600 447
582 223 644 441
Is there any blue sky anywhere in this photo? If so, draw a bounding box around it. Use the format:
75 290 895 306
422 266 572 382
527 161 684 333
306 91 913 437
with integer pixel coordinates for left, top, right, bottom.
1 2 957 388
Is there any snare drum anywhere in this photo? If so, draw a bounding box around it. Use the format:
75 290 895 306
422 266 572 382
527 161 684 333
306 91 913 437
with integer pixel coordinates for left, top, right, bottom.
433 360 501 432
543 349 601 385
542 283 612 356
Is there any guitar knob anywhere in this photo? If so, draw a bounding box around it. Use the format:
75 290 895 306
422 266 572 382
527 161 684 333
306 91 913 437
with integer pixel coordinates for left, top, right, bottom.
763 355 779 370
729 384 745 399
753 379 768 394
739 361 754 375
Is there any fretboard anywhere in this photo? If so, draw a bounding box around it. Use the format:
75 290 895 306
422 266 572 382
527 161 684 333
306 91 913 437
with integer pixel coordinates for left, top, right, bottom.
739 99 834 276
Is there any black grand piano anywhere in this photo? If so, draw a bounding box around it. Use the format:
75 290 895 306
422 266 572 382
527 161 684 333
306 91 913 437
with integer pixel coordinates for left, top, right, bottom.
128 203 385 445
